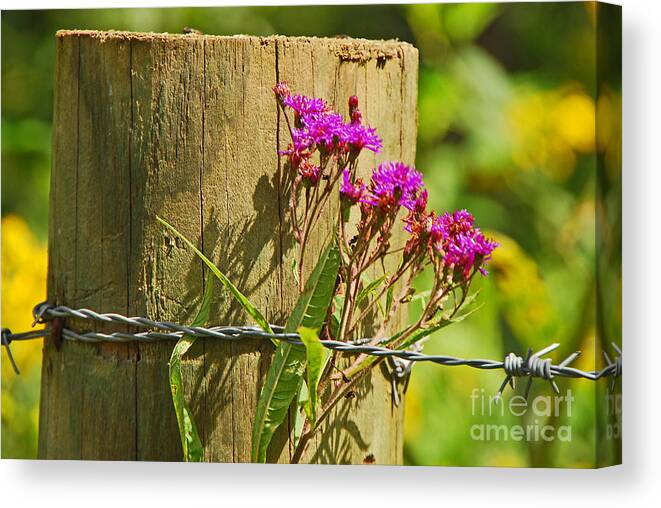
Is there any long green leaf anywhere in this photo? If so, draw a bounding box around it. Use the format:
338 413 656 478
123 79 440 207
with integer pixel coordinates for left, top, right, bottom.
168 279 214 462
157 216 273 335
286 242 341 333
298 327 329 426
251 241 340 462
293 380 309 448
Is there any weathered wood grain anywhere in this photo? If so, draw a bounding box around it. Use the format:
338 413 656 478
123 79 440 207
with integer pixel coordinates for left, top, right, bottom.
40 30 418 464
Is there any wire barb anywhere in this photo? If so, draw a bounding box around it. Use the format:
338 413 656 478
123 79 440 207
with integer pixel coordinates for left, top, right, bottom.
602 342 622 392
386 342 421 407
495 344 585 402
1 328 20 375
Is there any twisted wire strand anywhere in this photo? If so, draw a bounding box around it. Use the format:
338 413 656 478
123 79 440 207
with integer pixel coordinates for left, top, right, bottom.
2 303 621 391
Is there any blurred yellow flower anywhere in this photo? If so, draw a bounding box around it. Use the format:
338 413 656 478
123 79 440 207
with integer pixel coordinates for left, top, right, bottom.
488 232 557 348
553 93 596 153
1 214 47 458
508 87 595 181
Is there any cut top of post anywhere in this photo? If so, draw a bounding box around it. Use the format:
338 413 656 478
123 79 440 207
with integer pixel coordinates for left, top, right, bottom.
56 29 416 62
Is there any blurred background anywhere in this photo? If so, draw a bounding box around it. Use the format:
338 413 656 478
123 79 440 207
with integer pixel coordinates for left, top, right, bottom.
1 2 621 466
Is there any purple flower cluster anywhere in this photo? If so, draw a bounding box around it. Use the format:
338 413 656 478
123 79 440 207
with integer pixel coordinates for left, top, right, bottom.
273 81 498 284
274 82 382 161
361 162 424 212
271 81 498 365
431 210 498 277
344 160 497 278
344 123 382 154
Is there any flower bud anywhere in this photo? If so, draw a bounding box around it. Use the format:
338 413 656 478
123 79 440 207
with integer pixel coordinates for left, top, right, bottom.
298 161 320 187
348 95 359 113
351 109 363 125
272 81 291 102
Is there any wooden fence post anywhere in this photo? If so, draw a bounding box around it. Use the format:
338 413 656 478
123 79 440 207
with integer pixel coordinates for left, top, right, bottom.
39 30 418 463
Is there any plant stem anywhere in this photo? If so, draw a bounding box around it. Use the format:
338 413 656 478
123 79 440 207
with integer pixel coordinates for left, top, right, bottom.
337 260 355 339
291 421 312 463
292 361 376 463
345 254 420 338
297 159 344 286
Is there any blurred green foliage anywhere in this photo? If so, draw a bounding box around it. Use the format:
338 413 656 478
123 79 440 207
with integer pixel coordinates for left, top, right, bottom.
1 2 620 466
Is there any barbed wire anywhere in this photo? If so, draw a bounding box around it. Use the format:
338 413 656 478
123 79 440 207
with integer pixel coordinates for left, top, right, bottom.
2 302 621 399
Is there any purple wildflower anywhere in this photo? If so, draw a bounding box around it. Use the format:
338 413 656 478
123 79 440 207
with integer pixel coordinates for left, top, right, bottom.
345 123 382 154
279 89 383 156
283 94 328 118
278 128 315 167
302 112 347 151
340 169 365 204
431 210 498 277
362 162 424 212
290 128 314 151
438 209 475 234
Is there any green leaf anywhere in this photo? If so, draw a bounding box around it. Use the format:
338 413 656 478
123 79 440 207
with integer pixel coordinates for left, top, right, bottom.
329 313 341 339
411 289 431 304
157 216 273 335
355 275 386 306
287 241 341 333
293 381 309 448
251 241 340 462
298 326 329 426
329 294 344 338
385 285 394 316
291 257 300 288
168 279 214 462
448 289 480 317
